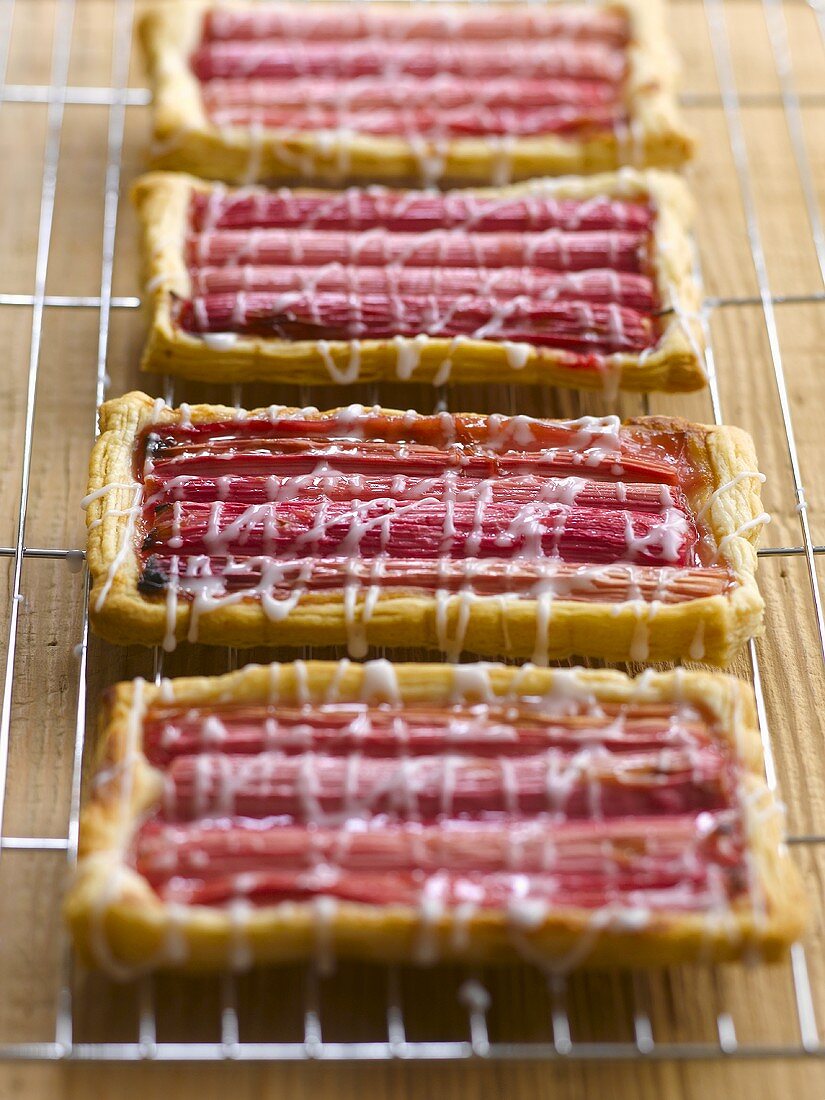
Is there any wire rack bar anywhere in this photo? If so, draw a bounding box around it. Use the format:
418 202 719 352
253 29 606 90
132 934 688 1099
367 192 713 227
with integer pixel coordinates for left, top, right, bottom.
762 0 825 289
0 0 76 854
7 84 825 110
385 968 408 1056
1 837 70 851
0 0 823 1066
137 977 158 1059
706 0 825 661
0 547 86 558
5 290 825 309
0 84 150 105
4 543 825 560
0 294 140 307
54 0 136 1058
0 1 14 100
0 1039 824 1064
704 0 823 1052
710 291 825 305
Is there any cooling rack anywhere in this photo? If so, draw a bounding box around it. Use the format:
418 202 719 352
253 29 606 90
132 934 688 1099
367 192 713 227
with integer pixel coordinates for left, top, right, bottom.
0 0 824 1063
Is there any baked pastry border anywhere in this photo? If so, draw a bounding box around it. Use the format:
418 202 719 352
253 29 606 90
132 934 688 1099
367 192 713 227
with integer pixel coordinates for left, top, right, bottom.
85 392 765 666
64 660 805 975
139 0 695 186
132 168 706 392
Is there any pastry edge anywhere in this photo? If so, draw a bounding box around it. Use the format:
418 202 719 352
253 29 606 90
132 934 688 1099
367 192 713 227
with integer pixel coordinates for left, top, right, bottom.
86 392 764 665
64 662 806 975
139 0 696 187
131 168 707 392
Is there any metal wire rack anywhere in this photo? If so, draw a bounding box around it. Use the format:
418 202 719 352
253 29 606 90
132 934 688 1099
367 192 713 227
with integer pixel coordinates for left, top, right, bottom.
0 0 824 1063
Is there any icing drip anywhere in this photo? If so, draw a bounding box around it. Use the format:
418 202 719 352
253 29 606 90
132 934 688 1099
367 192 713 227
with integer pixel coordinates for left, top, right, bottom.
94 484 144 612
689 620 706 661
715 512 771 557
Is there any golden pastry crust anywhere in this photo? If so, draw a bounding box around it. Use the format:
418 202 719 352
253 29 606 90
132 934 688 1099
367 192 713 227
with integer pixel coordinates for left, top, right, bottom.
85 392 765 665
132 168 705 391
139 0 695 185
64 661 805 975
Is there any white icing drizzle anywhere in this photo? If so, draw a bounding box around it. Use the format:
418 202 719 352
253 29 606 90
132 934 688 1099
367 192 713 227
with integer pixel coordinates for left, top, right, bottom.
413 872 448 963
696 471 766 522
94 484 144 613
629 601 654 662
243 121 265 185
715 513 771 557
81 482 135 508
393 333 431 381
202 332 239 350
181 163 672 386
163 555 180 653
163 903 191 965
227 896 254 970
689 620 706 661
449 663 496 705
312 895 339 975
360 658 401 704
95 407 733 664
503 341 532 371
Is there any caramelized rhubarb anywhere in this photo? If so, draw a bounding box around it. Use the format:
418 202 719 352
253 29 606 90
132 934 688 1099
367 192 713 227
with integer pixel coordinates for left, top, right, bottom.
132 409 730 656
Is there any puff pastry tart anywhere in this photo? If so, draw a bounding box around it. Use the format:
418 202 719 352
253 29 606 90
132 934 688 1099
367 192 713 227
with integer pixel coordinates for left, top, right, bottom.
139 1 694 186
85 393 766 664
133 169 704 392
65 660 804 974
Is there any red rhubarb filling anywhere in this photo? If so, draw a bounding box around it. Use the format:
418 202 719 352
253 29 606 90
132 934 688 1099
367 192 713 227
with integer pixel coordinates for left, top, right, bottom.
191 6 631 144
134 409 729 653
129 690 753 924
175 5 657 370
201 8 632 47
176 181 663 370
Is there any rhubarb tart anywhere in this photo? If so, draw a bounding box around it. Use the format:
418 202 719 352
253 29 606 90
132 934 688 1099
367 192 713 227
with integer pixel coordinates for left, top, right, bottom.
139 1 694 185
65 660 804 974
85 394 766 664
133 169 704 392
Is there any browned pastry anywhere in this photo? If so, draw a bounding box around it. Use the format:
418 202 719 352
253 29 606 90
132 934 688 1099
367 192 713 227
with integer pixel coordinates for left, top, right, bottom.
85 393 766 665
140 1 694 186
65 660 805 975
133 169 705 391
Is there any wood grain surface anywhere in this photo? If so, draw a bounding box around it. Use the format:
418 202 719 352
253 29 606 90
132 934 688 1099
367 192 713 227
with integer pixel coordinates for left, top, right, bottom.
2 0 825 1096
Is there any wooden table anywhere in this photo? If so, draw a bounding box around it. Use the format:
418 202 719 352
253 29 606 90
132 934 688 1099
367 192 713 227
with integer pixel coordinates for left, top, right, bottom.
1 0 825 1095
